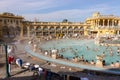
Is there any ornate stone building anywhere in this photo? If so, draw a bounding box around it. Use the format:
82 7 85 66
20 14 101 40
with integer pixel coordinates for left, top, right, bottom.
85 12 120 37
25 21 89 38
1 12 120 41
25 12 120 39
0 12 23 41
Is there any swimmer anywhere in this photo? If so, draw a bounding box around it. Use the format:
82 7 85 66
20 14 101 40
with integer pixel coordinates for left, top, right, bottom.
109 49 113 56
90 60 95 65
117 53 120 56
93 48 98 52
115 61 120 68
101 52 105 57
80 55 84 62
105 44 109 49
86 46 90 50
110 62 115 67
117 47 120 56
44 51 48 55
60 48 65 52
75 49 78 53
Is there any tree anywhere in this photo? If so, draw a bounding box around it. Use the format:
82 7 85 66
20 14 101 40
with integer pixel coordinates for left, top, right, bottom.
62 19 68 22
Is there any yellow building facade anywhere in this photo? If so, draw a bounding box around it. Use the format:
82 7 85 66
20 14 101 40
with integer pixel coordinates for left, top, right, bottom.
26 22 88 38
85 12 120 37
1 12 120 41
0 12 23 41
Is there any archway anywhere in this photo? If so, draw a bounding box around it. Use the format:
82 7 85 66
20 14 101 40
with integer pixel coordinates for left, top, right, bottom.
80 26 84 35
43 26 48 36
36 26 42 37
49 26 55 36
74 26 79 34
2 26 9 38
68 26 73 36
23 26 27 37
29 26 34 36
15 26 21 36
56 26 61 34
62 26 67 35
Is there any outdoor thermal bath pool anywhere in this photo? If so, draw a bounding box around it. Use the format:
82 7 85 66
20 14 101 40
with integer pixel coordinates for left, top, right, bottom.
25 38 120 75
39 39 120 66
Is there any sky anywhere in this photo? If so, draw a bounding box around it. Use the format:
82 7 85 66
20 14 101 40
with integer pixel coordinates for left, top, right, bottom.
0 0 120 22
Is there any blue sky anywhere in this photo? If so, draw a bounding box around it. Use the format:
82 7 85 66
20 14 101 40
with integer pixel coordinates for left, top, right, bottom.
0 0 120 22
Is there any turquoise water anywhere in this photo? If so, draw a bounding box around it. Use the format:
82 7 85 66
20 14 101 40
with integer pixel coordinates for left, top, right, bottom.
39 39 120 65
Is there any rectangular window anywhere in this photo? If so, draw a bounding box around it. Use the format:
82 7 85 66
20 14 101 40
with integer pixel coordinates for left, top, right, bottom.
4 20 7 24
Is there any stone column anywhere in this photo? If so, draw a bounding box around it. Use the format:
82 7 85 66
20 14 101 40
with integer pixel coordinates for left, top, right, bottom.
73 26 75 34
66 26 68 35
27 26 30 39
41 26 43 36
78 26 80 34
118 20 120 26
34 26 37 38
48 26 50 35
20 23 23 39
117 31 119 35
84 26 88 36
60 26 62 33
98 19 100 27
93 20 95 26
54 26 57 35
115 20 117 26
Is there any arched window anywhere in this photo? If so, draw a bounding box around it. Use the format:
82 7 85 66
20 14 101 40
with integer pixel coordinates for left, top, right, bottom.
9 26 15 37
23 26 27 36
62 26 67 32
56 26 61 33
68 26 73 31
2 26 9 37
43 26 48 32
16 26 21 36
49 26 55 32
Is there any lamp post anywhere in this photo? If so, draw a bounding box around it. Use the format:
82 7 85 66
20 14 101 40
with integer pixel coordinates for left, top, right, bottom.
4 44 10 78
0 41 10 78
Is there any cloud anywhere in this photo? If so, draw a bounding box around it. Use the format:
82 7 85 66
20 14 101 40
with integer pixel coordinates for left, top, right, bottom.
23 5 111 22
0 0 120 22
0 0 63 14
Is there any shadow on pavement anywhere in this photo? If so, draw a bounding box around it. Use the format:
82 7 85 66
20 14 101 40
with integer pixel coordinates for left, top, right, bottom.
1 76 35 80
0 63 5 68
10 68 29 77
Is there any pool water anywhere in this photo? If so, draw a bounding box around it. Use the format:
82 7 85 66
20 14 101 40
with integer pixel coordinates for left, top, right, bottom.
39 39 120 65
